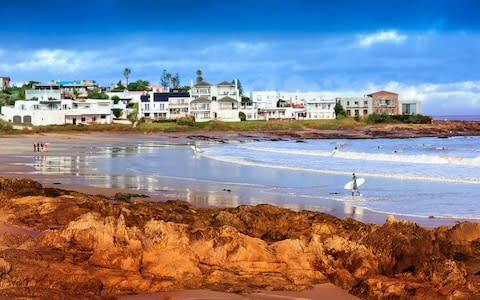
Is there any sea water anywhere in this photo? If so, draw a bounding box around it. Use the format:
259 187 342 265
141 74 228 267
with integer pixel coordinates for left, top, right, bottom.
29 136 480 222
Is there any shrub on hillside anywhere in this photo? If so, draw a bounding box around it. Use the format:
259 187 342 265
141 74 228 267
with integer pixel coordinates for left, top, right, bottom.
0 120 14 133
366 113 432 124
112 108 123 119
177 115 195 126
239 111 246 121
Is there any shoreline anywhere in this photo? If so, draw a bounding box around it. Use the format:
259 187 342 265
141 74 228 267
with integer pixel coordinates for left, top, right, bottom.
0 131 476 228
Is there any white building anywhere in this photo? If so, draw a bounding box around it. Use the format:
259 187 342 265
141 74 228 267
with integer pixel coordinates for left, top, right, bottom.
25 89 61 100
399 100 422 115
304 98 336 119
250 91 336 120
139 92 190 120
190 80 241 122
0 96 112 126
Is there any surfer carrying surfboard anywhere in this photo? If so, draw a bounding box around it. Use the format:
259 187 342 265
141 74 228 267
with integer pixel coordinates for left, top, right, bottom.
343 174 365 196
352 173 359 196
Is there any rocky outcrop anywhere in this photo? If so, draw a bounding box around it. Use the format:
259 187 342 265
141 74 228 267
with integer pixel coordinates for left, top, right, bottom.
1 177 480 299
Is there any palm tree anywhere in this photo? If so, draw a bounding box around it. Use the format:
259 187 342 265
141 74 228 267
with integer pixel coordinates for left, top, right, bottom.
123 68 131 89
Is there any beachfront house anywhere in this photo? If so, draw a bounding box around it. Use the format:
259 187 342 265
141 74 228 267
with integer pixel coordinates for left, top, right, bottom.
337 96 372 118
32 80 98 99
304 98 336 119
190 80 241 122
367 90 399 115
251 91 339 120
139 91 190 120
0 96 112 126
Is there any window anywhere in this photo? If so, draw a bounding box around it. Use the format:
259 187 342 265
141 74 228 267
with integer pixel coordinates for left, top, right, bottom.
355 110 359 116
347 101 350 106
101 115 106 119
81 117 86 122
363 109 368 115
212 96 216 101
364 101 368 105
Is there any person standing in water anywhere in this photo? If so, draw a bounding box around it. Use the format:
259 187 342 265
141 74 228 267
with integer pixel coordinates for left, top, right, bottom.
352 172 358 196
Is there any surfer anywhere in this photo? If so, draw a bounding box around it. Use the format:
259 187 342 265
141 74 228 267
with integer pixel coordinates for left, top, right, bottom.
190 144 201 154
352 172 358 196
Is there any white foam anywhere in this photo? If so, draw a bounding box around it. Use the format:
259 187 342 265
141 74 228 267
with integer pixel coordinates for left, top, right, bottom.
201 153 480 185
240 146 480 167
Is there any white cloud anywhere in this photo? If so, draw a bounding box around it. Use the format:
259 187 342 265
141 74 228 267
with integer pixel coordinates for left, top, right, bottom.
356 30 408 47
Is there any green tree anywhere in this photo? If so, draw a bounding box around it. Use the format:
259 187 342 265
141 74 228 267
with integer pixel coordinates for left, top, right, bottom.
127 80 149 91
111 95 121 104
160 69 172 89
241 96 251 105
112 108 123 119
112 80 125 92
123 68 131 88
334 101 346 119
238 111 246 121
87 90 109 99
196 69 203 83
232 79 244 96
171 73 180 88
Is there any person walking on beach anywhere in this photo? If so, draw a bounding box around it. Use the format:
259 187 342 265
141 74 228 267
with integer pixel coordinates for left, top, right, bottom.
352 172 358 196
34 143 37 152
36 143 40 153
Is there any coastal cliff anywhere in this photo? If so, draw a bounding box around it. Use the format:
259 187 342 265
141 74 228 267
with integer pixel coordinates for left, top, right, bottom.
1 177 480 299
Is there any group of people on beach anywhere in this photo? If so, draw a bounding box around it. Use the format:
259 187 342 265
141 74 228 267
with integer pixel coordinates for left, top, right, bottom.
34 142 48 152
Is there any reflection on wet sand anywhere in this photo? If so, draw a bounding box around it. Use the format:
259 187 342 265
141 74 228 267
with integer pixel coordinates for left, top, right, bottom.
25 143 368 223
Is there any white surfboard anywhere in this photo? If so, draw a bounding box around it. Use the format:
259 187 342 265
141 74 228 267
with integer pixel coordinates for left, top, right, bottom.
343 178 365 190
190 145 202 153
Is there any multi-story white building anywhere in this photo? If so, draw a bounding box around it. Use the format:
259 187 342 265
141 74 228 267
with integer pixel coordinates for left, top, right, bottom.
250 91 335 120
0 96 112 126
337 96 372 118
33 80 98 99
139 92 190 120
190 80 241 122
304 98 336 119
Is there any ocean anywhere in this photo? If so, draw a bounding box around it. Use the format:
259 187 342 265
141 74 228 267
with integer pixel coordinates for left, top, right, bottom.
31 136 480 222
433 115 480 121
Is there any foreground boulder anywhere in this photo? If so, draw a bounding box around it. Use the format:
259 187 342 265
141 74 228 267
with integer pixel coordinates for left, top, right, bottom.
1 177 480 299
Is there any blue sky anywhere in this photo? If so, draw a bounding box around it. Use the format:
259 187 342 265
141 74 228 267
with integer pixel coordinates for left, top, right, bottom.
1 0 480 115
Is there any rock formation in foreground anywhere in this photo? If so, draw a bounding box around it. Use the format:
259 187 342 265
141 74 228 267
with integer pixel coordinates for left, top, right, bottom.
1 177 480 299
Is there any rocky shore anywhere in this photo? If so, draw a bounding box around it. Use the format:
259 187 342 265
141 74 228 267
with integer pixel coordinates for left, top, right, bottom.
265 120 480 140
1 177 480 299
